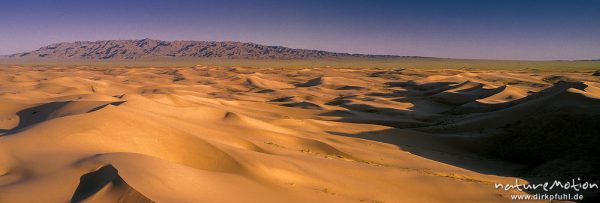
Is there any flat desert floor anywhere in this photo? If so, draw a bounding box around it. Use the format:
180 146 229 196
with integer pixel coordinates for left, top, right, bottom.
1 66 599 202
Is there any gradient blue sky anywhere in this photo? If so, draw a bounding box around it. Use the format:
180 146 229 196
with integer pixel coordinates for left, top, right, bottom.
1 0 599 60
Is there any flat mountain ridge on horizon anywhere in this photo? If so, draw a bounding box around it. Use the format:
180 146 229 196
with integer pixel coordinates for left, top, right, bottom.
7 39 422 60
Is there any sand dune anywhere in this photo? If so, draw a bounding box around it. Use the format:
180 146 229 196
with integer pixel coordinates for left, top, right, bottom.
1 66 599 202
71 164 153 203
476 85 529 104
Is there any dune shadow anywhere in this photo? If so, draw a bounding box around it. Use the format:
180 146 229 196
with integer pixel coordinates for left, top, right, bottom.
87 101 126 113
71 165 122 203
327 124 600 201
1 101 126 136
326 128 519 176
319 108 431 129
71 164 153 203
322 80 600 202
4 101 70 134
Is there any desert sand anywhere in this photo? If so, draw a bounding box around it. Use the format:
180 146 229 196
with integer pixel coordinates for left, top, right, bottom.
1 65 599 202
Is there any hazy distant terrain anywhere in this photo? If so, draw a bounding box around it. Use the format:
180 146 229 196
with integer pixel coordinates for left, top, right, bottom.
7 39 407 60
2 39 599 72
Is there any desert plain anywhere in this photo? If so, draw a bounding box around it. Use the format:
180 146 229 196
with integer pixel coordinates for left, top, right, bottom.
0 64 599 202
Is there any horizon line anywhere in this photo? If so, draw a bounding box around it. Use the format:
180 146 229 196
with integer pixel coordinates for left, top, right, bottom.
2 38 599 62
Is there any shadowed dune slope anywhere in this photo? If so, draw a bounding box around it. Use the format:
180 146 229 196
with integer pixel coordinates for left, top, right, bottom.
71 165 153 203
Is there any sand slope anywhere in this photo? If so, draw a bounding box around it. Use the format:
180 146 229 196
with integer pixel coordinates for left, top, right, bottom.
1 66 599 202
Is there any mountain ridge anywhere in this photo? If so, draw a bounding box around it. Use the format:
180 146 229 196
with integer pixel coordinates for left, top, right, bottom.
8 39 421 60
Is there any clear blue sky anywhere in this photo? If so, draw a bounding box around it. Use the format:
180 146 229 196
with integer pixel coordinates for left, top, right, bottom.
1 0 599 60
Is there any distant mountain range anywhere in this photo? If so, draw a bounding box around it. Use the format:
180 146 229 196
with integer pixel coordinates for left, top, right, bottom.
7 39 418 60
